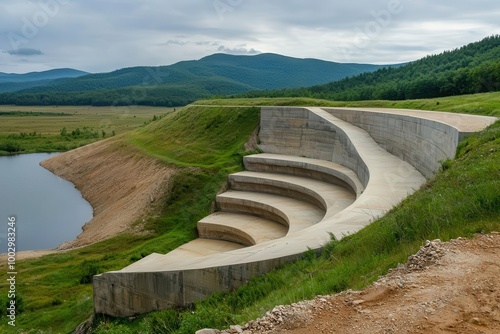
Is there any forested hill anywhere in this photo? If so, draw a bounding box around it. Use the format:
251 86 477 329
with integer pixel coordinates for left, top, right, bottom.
0 54 393 106
241 35 500 101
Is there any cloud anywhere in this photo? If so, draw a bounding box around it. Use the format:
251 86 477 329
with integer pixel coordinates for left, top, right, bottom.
0 0 499 73
217 46 260 55
5 48 43 56
164 40 188 46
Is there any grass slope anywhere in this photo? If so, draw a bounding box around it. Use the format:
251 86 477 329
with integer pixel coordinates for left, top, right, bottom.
130 105 260 168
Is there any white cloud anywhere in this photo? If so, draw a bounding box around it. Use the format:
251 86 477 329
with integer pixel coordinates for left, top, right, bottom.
217 46 260 55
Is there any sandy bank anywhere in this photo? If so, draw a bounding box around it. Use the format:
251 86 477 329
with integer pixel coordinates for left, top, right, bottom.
17 138 175 260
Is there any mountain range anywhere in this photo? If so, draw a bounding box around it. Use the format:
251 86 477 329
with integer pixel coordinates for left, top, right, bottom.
2 36 498 107
0 68 88 93
0 54 397 105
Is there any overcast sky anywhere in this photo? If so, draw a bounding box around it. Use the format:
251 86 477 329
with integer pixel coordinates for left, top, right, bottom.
1 0 499 74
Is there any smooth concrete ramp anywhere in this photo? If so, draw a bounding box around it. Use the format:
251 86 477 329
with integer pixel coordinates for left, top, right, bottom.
94 107 497 317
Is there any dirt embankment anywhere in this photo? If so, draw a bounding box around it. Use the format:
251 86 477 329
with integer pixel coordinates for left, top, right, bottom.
18 138 175 259
210 232 500 334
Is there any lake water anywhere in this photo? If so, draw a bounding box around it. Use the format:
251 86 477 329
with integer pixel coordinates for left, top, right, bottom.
0 153 93 252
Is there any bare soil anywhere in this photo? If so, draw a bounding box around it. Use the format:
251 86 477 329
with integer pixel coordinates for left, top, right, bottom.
16 138 175 260
213 232 500 334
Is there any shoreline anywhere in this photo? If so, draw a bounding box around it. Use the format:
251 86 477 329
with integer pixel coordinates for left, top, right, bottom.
5 138 174 261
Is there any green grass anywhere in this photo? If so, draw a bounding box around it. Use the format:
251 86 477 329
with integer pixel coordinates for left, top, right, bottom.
129 106 260 168
0 105 175 155
197 91 500 117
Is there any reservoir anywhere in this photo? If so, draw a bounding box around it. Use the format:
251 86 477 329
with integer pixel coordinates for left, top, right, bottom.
0 153 93 252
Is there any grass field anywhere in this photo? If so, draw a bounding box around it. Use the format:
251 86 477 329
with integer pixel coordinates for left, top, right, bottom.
0 105 174 155
0 94 498 333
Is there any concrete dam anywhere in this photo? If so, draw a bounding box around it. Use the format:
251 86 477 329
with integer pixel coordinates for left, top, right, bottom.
93 107 497 317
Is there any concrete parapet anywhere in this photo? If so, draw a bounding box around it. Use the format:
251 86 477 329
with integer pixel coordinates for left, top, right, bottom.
324 108 497 178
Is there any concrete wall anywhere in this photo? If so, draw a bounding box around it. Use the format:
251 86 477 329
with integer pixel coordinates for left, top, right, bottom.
93 253 303 317
323 108 462 179
259 107 370 187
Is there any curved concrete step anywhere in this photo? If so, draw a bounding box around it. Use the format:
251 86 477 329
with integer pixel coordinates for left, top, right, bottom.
229 171 356 215
198 212 288 246
217 190 324 234
124 239 245 271
243 153 364 196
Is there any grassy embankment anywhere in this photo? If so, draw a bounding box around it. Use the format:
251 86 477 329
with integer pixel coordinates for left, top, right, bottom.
0 105 174 155
0 94 498 333
0 105 260 333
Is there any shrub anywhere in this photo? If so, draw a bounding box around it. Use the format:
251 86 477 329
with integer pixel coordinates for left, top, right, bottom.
79 260 102 284
0 141 22 153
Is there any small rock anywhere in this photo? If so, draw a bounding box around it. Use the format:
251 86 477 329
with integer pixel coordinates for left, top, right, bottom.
196 329 219 334
230 325 243 333
352 299 365 305
425 307 435 314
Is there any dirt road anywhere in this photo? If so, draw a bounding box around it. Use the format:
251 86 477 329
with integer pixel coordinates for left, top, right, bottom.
211 233 500 334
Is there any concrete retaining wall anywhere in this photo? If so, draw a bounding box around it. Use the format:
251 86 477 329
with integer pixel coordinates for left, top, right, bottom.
94 253 303 317
324 108 463 179
259 107 370 187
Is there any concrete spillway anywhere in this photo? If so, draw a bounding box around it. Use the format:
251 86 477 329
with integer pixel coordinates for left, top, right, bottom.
93 107 497 317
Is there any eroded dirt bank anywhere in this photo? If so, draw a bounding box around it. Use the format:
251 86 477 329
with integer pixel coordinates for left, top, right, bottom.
21 138 175 257
210 232 500 334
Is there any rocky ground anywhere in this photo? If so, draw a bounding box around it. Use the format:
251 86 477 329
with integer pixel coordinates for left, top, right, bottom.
198 232 500 334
